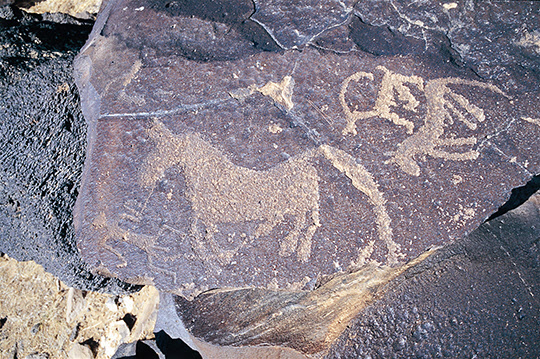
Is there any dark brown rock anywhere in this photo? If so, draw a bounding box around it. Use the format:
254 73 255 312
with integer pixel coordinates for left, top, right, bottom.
175 251 434 355
74 0 539 299
324 193 540 358
152 192 539 358
0 4 136 293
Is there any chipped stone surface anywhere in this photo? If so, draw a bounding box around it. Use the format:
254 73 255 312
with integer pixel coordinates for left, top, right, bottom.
74 0 539 298
0 4 137 293
160 192 539 357
0 254 159 359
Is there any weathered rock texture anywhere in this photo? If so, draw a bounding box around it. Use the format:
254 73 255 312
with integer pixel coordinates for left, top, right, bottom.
176 250 436 355
0 5 137 293
23 0 102 19
74 0 539 299
160 192 538 358
0 254 159 359
325 192 540 358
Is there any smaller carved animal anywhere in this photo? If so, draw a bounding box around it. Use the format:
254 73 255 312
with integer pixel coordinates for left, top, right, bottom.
341 66 507 176
390 77 507 176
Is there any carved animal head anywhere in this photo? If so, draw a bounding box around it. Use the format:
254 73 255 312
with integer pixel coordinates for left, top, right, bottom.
139 120 187 188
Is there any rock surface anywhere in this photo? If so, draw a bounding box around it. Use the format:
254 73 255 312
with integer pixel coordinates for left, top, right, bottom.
22 0 102 20
325 192 540 358
0 254 159 359
0 1 537 358
0 0 102 18
160 192 539 358
0 5 137 293
73 0 539 298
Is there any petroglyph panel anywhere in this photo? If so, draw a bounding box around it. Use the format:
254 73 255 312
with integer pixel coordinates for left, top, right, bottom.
340 66 508 176
74 0 539 297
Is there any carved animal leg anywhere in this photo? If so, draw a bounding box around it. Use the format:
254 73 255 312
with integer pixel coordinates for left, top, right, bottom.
279 214 306 259
386 150 421 177
297 208 321 262
155 224 186 261
191 222 234 267
339 71 377 136
254 214 283 238
101 238 128 269
189 217 209 259
205 224 238 266
146 253 178 285
428 147 479 161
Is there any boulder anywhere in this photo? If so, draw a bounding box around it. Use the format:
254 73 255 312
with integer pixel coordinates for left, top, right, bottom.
155 192 540 358
73 0 539 299
0 4 137 293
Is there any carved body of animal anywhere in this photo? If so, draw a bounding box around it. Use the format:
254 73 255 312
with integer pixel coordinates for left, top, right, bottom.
390 77 507 176
341 66 507 176
140 121 400 266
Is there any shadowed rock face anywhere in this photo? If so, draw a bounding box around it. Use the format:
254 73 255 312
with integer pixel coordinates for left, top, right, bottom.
169 193 540 358
0 5 137 293
73 0 539 299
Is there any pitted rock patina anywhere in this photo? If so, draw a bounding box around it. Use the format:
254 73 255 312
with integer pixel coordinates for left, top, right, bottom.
74 0 540 299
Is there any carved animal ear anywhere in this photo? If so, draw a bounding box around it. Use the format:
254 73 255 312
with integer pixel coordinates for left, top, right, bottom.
147 119 173 143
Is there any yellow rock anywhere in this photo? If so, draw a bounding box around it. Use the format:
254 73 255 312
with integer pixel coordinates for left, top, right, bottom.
0 254 159 359
24 0 102 19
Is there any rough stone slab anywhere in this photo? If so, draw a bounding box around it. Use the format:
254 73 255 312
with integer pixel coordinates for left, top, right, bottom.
16 0 102 19
171 192 540 357
0 254 159 359
74 0 539 298
324 193 540 358
251 0 356 49
353 1 540 77
0 5 136 293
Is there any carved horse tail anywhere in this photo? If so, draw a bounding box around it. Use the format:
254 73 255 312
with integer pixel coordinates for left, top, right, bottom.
314 145 403 266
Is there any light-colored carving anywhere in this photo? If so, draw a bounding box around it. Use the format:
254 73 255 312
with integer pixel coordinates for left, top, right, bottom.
256 75 295 111
389 77 506 176
340 66 423 135
451 204 476 228
516 30 540 55
341 66 507 176
103 58 146 106
268 123 283 134
119 60 146 106
140 120 320 265
122 59 142 87
318 144 401 265
522 117 540 127
229 76 295 111
451 174 463 185
138 120 402 267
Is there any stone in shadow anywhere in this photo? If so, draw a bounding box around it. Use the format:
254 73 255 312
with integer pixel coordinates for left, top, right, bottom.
0 5 138 293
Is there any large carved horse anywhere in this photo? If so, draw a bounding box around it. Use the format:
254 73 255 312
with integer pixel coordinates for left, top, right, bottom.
139 120 401 266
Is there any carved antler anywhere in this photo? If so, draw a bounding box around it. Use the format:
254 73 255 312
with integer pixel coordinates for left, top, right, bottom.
426 78 507 130
387 77 508 176
340 66 424 135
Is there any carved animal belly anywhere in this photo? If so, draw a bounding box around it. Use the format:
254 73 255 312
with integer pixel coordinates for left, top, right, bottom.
183 155 320 237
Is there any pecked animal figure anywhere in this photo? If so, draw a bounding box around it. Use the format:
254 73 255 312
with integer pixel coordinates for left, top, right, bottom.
140 120 400 266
